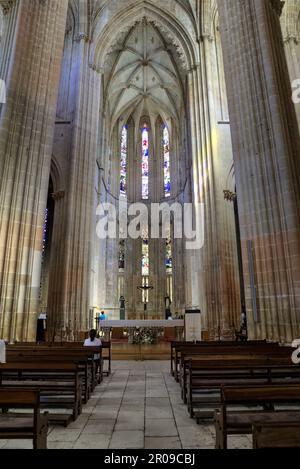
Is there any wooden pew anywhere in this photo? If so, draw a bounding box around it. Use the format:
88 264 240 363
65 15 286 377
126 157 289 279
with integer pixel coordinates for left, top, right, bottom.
50 340 112 376
171 341 201 376
179 346 293 401
253 422 300 448
7 345 104 397
36 340 112 376
171 340 269 377
172 341 279 382
215 384 300 449
186 359 300 419
0 362 82 426
0 389 48 449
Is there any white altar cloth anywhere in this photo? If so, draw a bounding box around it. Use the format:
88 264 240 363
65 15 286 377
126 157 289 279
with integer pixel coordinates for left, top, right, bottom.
99 320 184 328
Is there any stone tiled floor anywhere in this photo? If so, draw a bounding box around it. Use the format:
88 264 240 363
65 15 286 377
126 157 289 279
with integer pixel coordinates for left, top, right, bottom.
0 361 252 449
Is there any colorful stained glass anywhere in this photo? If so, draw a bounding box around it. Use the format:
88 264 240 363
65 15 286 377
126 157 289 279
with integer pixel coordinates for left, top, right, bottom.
42 208 48 255
142 125 149 200
163 126 171 197
166 237 172 274
142 238 149 276
119 240 125 270
142 276 149 303
120 125 128 196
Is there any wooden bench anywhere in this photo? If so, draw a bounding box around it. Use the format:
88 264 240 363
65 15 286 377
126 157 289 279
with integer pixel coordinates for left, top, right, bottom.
215 384 300 449
186 359 300 419
0 362 82 426
62 341 111 376
50 341 112 376
171 340 269 377
172 341 279 382
253 422 300 448
7 346 102 402
16 340 112 376
0 389 48 449
179 347 293 403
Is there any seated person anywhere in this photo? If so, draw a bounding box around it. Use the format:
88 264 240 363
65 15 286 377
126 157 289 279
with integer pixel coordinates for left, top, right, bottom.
84 329 102 375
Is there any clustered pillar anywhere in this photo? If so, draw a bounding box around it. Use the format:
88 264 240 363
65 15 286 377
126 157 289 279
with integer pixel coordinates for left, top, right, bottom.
0 0 68 341
218 0 300 342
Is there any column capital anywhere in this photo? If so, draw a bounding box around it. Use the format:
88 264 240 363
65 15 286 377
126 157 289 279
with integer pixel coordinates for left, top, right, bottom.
52 191 65 201
74 33 89 43
0 0 15 14
89 63 104 75
198 33 214 44
269 0 285 16
283 34 299 45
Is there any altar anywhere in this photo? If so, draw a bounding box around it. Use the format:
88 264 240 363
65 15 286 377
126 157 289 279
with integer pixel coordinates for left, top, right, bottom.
98 320 185 344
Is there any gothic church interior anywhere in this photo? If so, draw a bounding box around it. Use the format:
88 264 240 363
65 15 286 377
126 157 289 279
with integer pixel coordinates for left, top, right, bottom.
0 0 300 451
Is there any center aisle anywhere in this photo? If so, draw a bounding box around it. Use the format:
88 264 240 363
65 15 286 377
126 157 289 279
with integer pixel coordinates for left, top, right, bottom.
50 361 213 449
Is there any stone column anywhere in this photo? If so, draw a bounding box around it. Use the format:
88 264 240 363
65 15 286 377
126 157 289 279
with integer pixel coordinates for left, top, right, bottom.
187 46 241 339
186 68 204 321
0 0 68 341
55 40 102 334
218 0 300 342
281 1 300 129
46 190 66 339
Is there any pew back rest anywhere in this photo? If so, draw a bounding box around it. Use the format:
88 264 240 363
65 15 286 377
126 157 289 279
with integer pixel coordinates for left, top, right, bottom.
221 384 300 405
253 422 300 448
0 388 40 409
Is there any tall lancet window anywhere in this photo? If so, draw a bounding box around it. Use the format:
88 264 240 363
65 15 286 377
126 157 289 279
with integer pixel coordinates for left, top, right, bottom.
166 237 173 275
166 236 173 303
42 208 49 256
118 240 125 271
163 126 171 197
142 238 150 303
120 125 128 196
142 124 149 200
142 238 149 277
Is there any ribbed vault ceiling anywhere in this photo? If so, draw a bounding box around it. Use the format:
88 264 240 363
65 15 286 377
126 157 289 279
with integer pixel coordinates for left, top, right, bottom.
104 19 184 129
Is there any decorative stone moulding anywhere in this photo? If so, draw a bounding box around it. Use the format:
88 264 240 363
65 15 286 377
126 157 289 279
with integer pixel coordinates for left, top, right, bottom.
89 62 104 74
223 190 237 202
0 0 15 15
269 0 285 16
52 191 65 201
283 34 299 45
75 32 89 43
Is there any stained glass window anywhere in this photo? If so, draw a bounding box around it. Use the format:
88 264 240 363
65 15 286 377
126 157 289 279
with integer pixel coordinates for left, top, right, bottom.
163 126 171 197
142 125 149 200
120 125 128 196
166 237 173 274
142 238 149 276
42 208 48 255
119 240 125 270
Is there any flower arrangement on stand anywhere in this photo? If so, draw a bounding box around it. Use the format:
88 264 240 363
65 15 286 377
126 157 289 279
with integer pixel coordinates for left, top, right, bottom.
132 327 158 345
